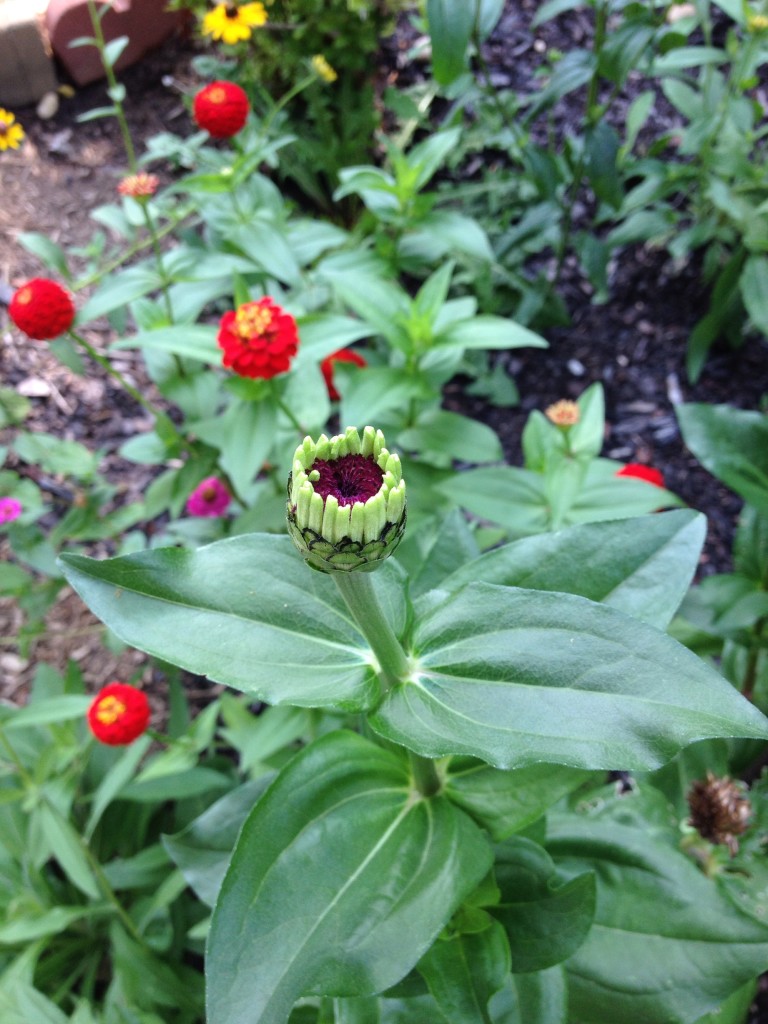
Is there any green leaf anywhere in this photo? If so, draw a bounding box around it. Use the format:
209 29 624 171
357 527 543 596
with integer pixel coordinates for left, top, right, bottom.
13 432 98 481
651 45 726 71
0 905 107 944
547 812 768 1024
439 510 706 630
111 325 220 362
407 128 463 190
77 264 160 322
58 535 382 712
740 253 768 335
17 232 71 280
230 221 301 286
207 731 493 1024
399 411 503 464
371 582 768 770
488 967 567 1024
436 466 550 537
194 397 278 498
492 837 595 973
584 123 622 210
677 403 768 514
38 803 100 899
5 694 92 729
417 921 510 1024
434 316 548 352
295 315 373 365
445 759 593 841
163 777 271 907
426 0 475 84
340 368 430 429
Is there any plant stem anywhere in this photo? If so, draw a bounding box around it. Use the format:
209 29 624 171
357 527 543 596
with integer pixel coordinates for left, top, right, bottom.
86 0 137 172
408 750 442 797
332 572 410 691
139 202 174 323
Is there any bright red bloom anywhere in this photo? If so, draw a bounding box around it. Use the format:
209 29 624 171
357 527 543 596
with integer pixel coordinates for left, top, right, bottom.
320 348 367 401
87 682 151 746
9 278 75 340
616 463 665 488
217 297 299 379
193 81 250 139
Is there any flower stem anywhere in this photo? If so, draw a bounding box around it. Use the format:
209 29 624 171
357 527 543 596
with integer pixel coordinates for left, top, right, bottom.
139 202 174 323
86 0 137 172
332 572 410 691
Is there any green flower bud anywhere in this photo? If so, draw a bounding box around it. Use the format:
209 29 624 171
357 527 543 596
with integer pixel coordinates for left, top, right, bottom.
287 425 407 573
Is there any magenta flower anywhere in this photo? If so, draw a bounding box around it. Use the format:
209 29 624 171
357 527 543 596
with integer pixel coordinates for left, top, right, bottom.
186 477 231 518
0 497 22 524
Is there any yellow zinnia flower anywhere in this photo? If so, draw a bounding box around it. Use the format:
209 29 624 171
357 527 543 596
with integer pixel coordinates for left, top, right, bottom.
311 54 338 84
0 109 25 152
747 12 768 31
202 2 268 45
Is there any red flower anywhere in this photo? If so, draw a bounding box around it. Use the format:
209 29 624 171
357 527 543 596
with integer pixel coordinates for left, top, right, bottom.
193 81 250 139
217 297 299 379
9 278 75 340
87 682 151 746
186 476 231 517
616 463 665 488
320 348 367 401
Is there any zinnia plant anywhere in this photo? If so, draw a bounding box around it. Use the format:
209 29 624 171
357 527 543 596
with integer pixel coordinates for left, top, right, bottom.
217 296 299 379
192 80 250 138
87 682 151 745
8 278 76 340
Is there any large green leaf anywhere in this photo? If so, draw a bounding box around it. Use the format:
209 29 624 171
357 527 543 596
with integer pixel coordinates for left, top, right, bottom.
492 837 595 973
438 510 706 629
111 325 220 362
677 403 768 514
58 535 382 711
371 583 768 770
417 921 511 1024
206 731 493 1024
426 0 475 85
547 812 768 1024
445 759 593 841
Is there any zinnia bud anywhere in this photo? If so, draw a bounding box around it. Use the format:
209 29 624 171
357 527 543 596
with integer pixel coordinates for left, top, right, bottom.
87 682 151 745
8 278 75 340
217 296 299 379
287 426 407 573
193 80 250 138
616 463 665 488
320 347 367 401
186 476 231 517
687 772 752 856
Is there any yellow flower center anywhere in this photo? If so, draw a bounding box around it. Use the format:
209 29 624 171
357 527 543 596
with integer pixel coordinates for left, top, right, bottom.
235 304 273 339
95 695 127 725
208 86 227 104
15 287 32 306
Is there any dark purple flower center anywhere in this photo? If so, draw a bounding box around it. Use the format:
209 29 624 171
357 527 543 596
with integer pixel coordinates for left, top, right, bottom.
311 454 383 507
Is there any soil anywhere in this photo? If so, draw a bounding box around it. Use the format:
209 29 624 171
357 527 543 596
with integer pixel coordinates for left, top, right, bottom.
0 3 767 1021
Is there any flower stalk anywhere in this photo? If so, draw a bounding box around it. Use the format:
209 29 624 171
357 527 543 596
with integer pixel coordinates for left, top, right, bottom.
332 571 410 691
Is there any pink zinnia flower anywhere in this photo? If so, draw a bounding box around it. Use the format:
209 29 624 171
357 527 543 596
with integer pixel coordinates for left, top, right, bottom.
0 497 22 523
186 477 231 517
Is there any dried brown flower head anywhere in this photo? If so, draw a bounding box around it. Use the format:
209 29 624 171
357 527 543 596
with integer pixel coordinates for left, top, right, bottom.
545 399 580 427
687 772 752 855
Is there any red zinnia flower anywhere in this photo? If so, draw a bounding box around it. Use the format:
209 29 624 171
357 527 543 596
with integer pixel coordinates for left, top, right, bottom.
320 348 367 401
193 81 250 139
87 682 151 746
616 463 665 488
8 278 75 340
217 297 299 379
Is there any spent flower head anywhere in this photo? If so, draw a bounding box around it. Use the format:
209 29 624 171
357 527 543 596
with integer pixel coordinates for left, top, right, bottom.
287 426 406 573
118 171 160 198
217 296 299 379
193 80 250 138
186 476 231 517
87 682 151 746
0 108 24 151
202 2 267 44
0 497 22 524
311 55 338 83
320 347 367 401
687 772 752 856
545 399 580 428
8 278 76 340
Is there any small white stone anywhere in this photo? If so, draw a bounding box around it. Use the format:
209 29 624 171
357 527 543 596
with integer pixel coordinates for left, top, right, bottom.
37 92 60 120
